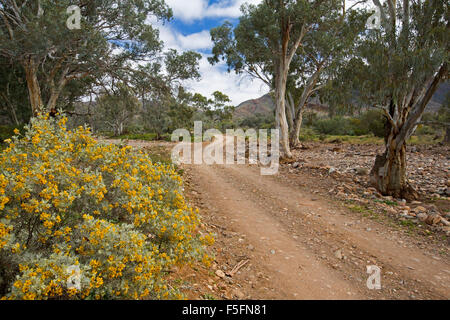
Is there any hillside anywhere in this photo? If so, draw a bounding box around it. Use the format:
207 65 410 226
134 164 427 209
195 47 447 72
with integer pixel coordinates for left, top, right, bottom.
234 82 449 119
427 81 450 113
233 94 275 119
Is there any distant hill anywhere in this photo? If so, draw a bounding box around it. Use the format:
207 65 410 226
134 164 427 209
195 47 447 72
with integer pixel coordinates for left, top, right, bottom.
233 94 275 119
233 94 331 119
234 82 449 119
426 81 449 113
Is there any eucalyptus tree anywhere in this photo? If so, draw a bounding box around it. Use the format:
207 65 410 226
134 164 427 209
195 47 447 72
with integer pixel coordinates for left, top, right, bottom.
210 0 366 155
348 0 448 198
285 5 367 146
95 83 140 136
133 48 202 139
0 0 172 115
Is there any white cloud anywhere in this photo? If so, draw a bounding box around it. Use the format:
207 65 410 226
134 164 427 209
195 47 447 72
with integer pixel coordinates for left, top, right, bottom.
154 1 269 105
165 0 263 23
205 0 262 19
185 54 269 106
165 0 207 23
158 26 212 51
177 30 213 51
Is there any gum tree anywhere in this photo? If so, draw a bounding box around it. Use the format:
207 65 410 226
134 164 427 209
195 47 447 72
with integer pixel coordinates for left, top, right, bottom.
134 49 202 139
95 84 140 136
210 1 311 157
349 0 448 198
0 0 172 115
285 4 367 147
210 0 366 155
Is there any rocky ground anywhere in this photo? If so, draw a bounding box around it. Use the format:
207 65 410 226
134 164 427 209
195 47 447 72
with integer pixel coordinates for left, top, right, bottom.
285 143 450 236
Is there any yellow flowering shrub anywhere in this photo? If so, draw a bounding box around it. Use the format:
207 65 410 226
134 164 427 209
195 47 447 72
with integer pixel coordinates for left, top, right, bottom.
0 113 213 300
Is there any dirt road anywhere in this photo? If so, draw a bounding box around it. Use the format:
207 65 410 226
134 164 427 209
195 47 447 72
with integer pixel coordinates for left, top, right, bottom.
185 161 450 300
105 138 450 299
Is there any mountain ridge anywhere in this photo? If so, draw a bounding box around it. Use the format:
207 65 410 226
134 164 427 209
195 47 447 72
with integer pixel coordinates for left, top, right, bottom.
234 82 449 119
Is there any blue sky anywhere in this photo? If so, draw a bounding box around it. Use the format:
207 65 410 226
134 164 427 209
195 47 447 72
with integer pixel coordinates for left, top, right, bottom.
155 0 268 105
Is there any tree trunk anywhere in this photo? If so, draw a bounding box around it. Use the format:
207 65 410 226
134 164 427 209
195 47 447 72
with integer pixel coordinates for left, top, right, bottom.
370 98 414 199
47 84 64 110
370 131 417 200
47 92 60 110
9 102 19 126
288 66 322 148
48 67 70 110
372 63 447 199
286 92 295 130
444 126 450 144
0 92 20 126
22 57 43 115
275 63 292 158
120 122 124 136
289 109 304 147
370 140 406 198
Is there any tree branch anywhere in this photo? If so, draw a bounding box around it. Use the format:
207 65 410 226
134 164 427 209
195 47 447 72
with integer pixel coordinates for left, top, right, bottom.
396 62 448 145
287 24 309 66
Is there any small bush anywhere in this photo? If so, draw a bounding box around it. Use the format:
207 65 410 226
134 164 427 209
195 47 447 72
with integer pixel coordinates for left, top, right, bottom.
298 127 319 142
358 109 386 138
0 113 212 300
313 116 355 135
311 109 386 138
415 124 436 136
116 133 158 141
302 111 319 127
348 118 369 136
237 114 275 129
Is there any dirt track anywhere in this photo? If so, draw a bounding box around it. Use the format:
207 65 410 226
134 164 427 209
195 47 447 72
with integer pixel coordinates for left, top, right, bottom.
104 138 450 300
185 162 449 300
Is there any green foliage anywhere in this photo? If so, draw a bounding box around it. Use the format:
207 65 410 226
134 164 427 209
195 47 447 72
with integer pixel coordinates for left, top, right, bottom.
313 116 355 136
0 125 23 144
415 125 437 136
437 93 450 126
298 127 319 142
0 58 32 124
310 109 386 137
302 111 319 127
191 91 235 131
0 0 173 115
238 114 275 130
210 1 367 122
94 85 141 137
358 109 386 138
165 49 202 83
209 0 358 81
